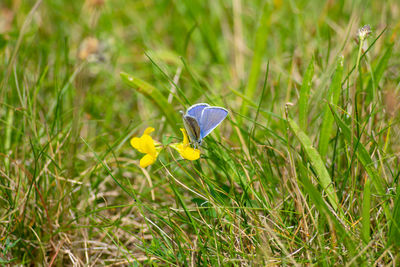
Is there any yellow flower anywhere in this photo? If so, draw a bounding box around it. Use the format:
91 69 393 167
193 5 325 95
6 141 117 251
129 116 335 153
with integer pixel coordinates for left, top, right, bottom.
130 127 161 168
171 128 200 160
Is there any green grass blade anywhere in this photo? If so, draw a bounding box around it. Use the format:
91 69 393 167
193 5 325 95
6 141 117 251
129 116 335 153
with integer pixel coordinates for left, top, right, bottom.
361 176 371 244
388 183 400 247
144 52 188 106
341 28 387 87
298 58 314 131
318 56 344 158
330 106 390 220
120 72 179 134
81 137 136 199
240 2 271 117
288 118 340 213
299 173 349 239
4 108 14 173
299 173 355 257
181 0 222 63
365 43 393 102
168 176 199 237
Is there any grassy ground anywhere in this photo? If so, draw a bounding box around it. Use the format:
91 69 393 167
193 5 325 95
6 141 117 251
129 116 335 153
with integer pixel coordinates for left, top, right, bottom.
1 0 400 265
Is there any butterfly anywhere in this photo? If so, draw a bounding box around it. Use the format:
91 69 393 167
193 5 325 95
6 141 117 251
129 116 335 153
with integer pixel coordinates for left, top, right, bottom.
181 103 228 147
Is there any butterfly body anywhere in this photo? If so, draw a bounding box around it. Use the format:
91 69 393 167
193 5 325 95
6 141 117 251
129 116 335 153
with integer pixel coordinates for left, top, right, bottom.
181 103 228 147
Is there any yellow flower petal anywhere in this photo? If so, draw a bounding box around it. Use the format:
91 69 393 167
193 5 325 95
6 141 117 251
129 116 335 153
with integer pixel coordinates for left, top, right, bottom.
169 129 201 161
130 127 160 167
140 134 157 156
130 132 157 155
180 128 189 145
144 127 155 135
140 154 156 168
130 137 142 151
174 144 200 160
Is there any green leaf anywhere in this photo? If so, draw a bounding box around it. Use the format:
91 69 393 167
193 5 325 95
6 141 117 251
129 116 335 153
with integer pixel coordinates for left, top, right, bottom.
319 56 344 158
288 118 340 213
298 58 314 131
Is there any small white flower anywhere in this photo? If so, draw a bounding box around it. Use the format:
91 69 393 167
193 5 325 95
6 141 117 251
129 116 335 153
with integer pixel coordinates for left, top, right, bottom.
357 25 372 41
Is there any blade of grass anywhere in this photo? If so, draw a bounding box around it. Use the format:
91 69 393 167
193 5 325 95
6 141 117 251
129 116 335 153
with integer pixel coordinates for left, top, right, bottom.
240 2 271 118
0 0 42 102
288 118 341 215
179 56 213 104
388 182 400 247
4 108 13 174
361 175 371 244
365 43 393 102
250 61 269 156
330 106 390 220
298 57 314 131
144 51 188 106
181 0 222 63
81 136 136 199
299 172 353 251
319 56 343 158
165 168 199 238
120 72 179 134
341 27 386 87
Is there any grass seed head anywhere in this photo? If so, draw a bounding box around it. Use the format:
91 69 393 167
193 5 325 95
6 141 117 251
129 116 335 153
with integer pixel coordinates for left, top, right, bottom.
357 24 372 41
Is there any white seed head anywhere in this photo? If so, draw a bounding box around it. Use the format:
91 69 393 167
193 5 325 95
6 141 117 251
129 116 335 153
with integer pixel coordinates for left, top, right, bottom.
358 25 372 41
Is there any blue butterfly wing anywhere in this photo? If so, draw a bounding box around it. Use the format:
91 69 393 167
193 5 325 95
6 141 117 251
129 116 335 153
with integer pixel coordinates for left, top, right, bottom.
186 103 209 122
199 107 228 139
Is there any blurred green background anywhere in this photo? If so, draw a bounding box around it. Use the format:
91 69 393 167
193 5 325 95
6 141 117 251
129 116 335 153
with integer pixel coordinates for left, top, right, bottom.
1 0 400 265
